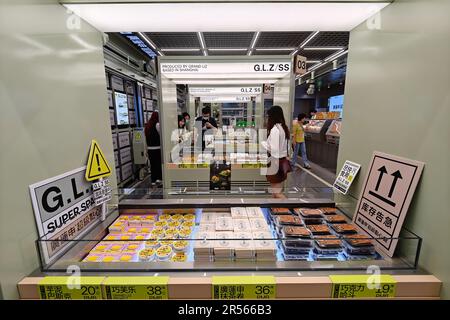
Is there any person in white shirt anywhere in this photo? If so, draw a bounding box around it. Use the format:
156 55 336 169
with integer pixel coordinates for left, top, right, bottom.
261 105 291 198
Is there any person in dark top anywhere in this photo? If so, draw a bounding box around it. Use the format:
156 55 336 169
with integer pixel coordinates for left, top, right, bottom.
195 106 218 150
144 112 162 185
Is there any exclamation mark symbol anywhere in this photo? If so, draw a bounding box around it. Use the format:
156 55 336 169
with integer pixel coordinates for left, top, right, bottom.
96 154 101 172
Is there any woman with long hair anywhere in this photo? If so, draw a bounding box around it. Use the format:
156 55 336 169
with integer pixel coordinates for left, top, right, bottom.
144 112 162 185
262 105 291 198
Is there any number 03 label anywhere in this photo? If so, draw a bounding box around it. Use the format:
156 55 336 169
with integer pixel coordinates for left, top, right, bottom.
212 276 276 299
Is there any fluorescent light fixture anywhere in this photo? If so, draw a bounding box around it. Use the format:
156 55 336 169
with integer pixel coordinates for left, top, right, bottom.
250 32 260 48
137 32 157 51
300 31 320 48
161 48 201 52
290 49 298 56
64 3 390 32
157 50 164 56
325 49 348 61
303 47 344 51
198 32 206 49
306 60 321 64
202 50 208 56
208 48 248 51
255 48 297 51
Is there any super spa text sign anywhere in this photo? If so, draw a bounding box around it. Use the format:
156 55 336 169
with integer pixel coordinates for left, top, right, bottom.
352 152 424 257
29 167 101 263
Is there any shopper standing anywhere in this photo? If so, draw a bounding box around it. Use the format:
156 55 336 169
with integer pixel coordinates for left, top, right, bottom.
291 113 311 169
262 105 291 199
195 106 218 150
182 112 191 130
145 112 162 185
309 109 317 120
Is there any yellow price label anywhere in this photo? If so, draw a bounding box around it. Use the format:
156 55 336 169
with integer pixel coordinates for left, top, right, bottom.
103 277 169 300
197 164 209 168
179 164 197 169
212 276 276 299
330 275 396 299
38 277 105 300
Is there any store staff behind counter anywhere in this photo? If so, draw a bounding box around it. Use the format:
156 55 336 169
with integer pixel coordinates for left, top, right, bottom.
195 106 218 151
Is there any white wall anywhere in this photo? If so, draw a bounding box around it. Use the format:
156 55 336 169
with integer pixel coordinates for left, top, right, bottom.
339 0 450 298
0 0 116 298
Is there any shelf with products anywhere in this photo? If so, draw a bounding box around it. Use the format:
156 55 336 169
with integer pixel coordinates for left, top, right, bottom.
35 192 422 273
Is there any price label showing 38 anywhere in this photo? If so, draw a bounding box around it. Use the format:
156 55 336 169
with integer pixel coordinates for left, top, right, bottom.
103 276 169 300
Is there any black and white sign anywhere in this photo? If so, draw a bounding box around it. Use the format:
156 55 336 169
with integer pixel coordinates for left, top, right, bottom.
333 160 361 195
160 62 291 75
189 86 262 96
29 167 101 263
93 178 112 206
295 55 307 75
353 152 425 257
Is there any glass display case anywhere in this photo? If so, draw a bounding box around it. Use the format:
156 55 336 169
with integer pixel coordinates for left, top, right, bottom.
36 188 422 273
326 119 342 144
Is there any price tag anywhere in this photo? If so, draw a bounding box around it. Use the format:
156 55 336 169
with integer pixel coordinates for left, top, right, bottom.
38 277 105 300
330 275 396 298
178 164 196 169
212 276 276 299
241 164 259 169
197 164 209 168
103 276 169 300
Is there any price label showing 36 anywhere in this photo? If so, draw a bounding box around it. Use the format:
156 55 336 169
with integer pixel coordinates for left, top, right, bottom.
212 276 276 299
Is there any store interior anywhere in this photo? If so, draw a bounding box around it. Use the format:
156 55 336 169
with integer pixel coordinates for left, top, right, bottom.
1 0 449 300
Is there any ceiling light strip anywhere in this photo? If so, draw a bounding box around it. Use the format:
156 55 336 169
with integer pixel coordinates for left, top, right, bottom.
291 30 319 56
303 47 344 51
256 48 297 51
208 48 248 51
137 32 163 56
161 48 201 52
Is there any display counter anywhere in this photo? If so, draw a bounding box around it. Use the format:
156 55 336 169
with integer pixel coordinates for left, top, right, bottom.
18 189 442 299
304 119 339 170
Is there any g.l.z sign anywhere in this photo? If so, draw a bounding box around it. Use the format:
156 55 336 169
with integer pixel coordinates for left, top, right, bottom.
353 152 424 257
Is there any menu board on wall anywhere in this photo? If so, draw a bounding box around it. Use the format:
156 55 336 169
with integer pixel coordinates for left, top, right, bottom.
114 92 129 125
111 75 124 92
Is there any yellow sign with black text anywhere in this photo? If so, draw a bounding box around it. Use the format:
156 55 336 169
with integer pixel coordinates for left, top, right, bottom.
85 140 112 181
212 276 276 299
102 276 169 300
330 275 396 298
38 276 105 300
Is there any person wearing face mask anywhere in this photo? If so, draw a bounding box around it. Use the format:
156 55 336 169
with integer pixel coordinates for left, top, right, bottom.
291 113 311 169
182 112 191 131
195 107 218 150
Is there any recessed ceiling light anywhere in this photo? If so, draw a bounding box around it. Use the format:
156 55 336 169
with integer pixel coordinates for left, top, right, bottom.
64 3 390 32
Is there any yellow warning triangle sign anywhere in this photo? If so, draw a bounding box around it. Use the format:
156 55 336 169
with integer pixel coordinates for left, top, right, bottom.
85 140 112 181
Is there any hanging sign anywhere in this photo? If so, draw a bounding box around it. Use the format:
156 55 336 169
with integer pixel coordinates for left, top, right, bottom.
333 160 361 195
160 61 291 78
200 96 252 103
295 55 307 75
85 140 112 181
352 152 424 257
189 86 262 96
29 167 101 264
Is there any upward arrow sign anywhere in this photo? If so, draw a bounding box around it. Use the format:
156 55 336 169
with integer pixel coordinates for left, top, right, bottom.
388 170 403 198
375 166 387 191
